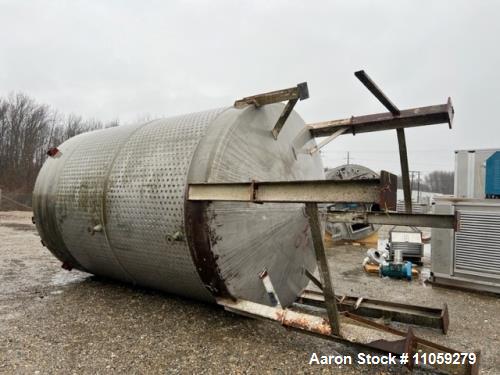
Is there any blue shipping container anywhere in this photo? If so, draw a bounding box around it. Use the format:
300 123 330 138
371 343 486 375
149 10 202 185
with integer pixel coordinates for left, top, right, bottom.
485 151 500 198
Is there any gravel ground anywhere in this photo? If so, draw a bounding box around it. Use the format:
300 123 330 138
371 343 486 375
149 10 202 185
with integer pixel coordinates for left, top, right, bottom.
0 211 498 374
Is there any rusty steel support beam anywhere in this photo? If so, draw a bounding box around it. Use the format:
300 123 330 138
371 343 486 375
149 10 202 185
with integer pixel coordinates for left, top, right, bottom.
299 289 449 333
234 82 309 140
354 70 410 213
218 297 334 336
343 312 479 375
397 128 412 212
217 297 478 374
272 98 298 140
326 210 456 229
308 99 454 137
308 128 346 154
354 70 400 115
305 202 341 335
234 82 309 109
188 171 397 209
305 269 324 291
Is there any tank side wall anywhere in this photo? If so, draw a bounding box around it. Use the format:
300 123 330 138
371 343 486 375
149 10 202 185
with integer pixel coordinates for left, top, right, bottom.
33 134 89 271
34 109 226 302
51 125 144 282
103 110 226 301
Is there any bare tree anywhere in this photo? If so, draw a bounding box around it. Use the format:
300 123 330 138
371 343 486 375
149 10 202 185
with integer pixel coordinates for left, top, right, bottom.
0 93 51 195
397 171 453 194
0 92 119 208
424 171 454 194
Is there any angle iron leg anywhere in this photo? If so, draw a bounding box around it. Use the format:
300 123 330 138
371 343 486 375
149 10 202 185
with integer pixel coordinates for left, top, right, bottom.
305 202 341 335
397 128 413 213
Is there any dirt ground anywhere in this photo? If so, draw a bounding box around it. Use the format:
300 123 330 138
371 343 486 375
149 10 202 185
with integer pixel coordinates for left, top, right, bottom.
1 211 499 374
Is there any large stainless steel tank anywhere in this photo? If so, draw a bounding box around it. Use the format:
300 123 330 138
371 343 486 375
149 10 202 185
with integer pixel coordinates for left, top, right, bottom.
33 104 324 307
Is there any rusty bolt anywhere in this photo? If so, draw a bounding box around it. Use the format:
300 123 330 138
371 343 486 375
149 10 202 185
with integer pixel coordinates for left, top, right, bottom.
61 262 73 271
166 231 184 242
47 147 60 157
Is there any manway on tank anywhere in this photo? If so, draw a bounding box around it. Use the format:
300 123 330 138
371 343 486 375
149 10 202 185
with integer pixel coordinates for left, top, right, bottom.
33 72 479 374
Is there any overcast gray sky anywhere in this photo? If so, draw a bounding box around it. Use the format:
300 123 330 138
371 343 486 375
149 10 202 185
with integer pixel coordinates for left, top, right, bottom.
1 0 499 175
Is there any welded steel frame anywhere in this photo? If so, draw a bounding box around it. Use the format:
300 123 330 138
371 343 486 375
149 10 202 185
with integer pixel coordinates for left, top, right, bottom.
216 297 479 375
194 75 474 374
187 174 477 374
188 172 398 338
354 70 411 213
233 82 310 140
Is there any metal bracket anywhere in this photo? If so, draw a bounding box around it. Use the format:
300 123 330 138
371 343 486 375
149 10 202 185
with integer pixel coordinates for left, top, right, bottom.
234 82 309 109
259 269 282 307
354 70 412 213
304 268 324 291
271 98 298 140
233 82 309 140
354 70 400 115
308 128 347 155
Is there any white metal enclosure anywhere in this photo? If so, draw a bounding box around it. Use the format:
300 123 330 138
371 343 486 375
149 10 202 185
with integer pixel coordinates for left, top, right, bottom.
431 197 500 293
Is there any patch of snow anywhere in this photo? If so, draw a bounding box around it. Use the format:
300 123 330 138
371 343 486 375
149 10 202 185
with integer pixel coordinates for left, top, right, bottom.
50 270 88 286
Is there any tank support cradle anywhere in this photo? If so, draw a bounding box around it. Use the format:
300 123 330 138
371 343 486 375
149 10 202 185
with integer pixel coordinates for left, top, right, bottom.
188 174 479 374
189 74 475 374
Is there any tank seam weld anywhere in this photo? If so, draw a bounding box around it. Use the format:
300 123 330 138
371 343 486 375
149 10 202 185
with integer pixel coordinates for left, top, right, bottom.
99 120 159 285
48 136 91 272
